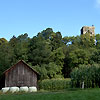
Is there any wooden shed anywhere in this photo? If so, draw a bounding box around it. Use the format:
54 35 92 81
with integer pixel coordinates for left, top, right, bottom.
1 60 39 88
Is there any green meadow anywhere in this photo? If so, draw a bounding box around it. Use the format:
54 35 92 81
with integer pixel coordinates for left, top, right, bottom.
0 88 100 100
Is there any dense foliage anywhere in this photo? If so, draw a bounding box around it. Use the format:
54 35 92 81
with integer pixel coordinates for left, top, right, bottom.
0 28 100 80
38 78 71 90
71 64 100 88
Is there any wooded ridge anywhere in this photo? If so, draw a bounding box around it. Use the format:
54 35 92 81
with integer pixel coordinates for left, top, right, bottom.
0 28 100 79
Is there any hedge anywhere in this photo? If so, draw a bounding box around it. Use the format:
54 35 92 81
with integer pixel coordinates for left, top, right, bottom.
38 78 71 90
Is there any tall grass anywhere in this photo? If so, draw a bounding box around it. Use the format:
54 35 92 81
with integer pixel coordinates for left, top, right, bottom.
38 78 71 90
71 64 100 88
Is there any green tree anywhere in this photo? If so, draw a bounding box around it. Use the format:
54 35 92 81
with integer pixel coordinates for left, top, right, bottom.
0 43 11 76
96 34 100 49
80 32 95 48
90 49 100 64
33 62 63 80
8 34 29 65
37 28 54 40
69 49 90 67
0 38 8 45
28 35 51 66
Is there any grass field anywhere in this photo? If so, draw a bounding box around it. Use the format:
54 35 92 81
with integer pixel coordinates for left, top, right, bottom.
0 88 100 100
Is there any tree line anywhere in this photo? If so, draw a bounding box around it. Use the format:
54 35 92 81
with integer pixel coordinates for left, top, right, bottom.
0 28 100 80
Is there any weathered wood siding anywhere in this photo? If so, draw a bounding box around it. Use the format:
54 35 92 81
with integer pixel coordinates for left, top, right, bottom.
5 62 37 87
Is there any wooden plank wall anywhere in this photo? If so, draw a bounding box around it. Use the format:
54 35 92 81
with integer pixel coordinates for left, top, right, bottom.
5 62 37 87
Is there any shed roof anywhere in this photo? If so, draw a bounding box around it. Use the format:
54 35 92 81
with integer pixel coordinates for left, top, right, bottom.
4 60 39 75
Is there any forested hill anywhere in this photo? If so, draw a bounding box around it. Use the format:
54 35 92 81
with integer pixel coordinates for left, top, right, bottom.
0 28 100 79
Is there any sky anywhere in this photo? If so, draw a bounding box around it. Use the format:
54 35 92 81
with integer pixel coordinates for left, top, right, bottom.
0 0 100 40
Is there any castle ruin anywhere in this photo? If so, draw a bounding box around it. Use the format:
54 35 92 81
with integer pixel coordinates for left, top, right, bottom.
81 25 95 36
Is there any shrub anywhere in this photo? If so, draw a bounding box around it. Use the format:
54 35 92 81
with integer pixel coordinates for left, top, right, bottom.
71 64 100 88
38 78 71 90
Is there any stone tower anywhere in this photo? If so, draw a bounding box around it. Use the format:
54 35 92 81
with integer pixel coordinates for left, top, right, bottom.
81 25 95 36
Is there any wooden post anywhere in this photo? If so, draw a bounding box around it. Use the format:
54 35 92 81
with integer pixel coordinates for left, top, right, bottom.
82 82 84 89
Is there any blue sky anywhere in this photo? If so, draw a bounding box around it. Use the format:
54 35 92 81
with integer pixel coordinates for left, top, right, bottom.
0 0 100 40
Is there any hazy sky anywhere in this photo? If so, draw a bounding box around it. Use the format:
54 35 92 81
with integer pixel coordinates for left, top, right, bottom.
0 0 100 40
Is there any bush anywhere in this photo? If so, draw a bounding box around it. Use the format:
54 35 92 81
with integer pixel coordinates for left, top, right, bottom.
71 64 100 88
38 78 71 90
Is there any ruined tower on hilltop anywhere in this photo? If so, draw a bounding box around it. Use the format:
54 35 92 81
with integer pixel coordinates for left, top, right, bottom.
81 25 95 36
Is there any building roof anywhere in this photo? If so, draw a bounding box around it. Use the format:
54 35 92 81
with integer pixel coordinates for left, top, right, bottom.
3 60 39 75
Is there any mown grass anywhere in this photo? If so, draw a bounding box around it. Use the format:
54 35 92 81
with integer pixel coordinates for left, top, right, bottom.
0 88 100 100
